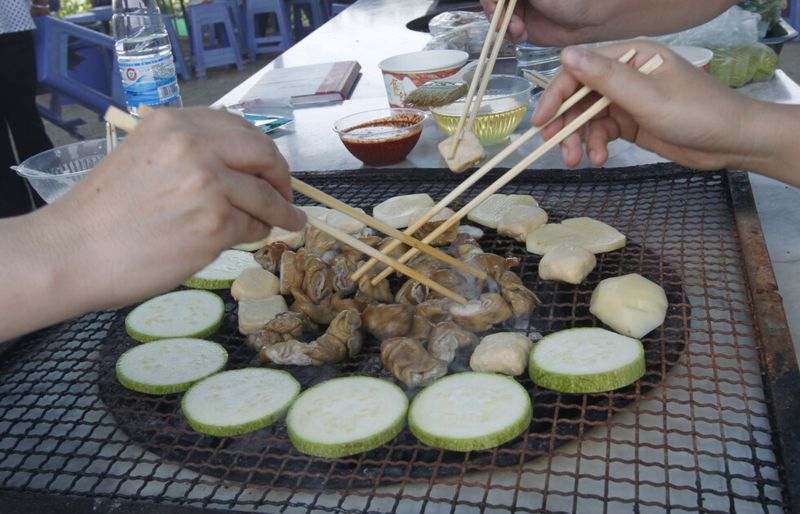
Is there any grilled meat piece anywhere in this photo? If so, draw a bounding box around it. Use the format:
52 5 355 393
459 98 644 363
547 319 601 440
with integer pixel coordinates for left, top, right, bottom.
357 274 393 304
498 270 541 318
362 303 414 340
305 226 339 258
260 339 312 366
254 241 289 274
414 298 452 324
427 320 479 363
380 337 448 388
289 287 338 325
449 293 513 332
395 279 429 306
302 255 334 304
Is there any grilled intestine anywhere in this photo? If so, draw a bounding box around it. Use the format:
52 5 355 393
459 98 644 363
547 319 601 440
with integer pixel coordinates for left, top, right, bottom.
244 211 541 387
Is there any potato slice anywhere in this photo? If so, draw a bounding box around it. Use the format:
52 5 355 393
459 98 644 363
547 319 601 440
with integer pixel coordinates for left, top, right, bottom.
497 205 548 242
526 217 625 255
326 208 367 234
467 193 539 229
238 295 289 335
589 273 667 339
231 267 280 301
538 244 596 284
470 332 533 376
373 194 435 229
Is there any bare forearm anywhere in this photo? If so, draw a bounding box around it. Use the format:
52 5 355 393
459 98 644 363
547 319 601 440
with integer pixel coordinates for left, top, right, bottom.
586 0 738 42
0 207 97 342
740 102 800 187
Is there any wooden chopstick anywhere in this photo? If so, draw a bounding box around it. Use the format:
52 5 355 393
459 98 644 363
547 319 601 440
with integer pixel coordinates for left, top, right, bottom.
305 216 468 305
291 177 487 281
448 0 517 160
522 69 551 90
369 53 664 286
454 0 519 159
351 49 637 282
103 106 471 305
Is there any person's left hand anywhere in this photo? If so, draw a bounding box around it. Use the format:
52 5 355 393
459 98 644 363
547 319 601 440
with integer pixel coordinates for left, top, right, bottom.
38 107 306 312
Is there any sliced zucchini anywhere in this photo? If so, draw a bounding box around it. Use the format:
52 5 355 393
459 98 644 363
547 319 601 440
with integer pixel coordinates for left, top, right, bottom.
116 338 227 394
287 376 407 458
184 249 259 289
529 328 645 393
182 368 300 436
125 290 224 342
408 372 531 452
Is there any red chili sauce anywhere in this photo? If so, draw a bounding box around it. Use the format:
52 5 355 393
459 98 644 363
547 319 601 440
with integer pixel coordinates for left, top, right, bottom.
340 113 424 166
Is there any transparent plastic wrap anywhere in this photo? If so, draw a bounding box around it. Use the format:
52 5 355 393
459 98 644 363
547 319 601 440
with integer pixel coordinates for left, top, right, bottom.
739 0 787 29
424 11 515 58
652 6 780 87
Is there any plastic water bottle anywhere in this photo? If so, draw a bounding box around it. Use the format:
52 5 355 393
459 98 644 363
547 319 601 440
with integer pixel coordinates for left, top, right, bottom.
112 0 182 114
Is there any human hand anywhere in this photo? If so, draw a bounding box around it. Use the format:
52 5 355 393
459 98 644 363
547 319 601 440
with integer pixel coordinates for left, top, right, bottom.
532 41 768 173
44 107 306 310
479 0 736 46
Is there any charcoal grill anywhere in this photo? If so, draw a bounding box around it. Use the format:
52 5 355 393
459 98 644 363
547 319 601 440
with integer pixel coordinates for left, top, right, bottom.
1 164 797 514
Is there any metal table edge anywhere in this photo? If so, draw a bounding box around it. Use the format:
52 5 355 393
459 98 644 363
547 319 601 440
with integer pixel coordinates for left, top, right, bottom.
727 170 800 514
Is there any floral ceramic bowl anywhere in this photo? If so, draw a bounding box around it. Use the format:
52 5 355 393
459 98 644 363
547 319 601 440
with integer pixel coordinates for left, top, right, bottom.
378 50 469 108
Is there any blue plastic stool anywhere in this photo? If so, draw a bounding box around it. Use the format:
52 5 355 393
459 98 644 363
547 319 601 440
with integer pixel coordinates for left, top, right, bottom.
162 14 192 81
285 0 328 41
244 0 292 62
187 1 244 79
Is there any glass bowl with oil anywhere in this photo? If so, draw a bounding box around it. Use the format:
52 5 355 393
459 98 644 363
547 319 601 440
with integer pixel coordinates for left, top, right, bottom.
430 75 533 145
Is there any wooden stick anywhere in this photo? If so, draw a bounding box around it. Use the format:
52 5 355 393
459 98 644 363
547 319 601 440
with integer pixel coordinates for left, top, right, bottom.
104 106 139 132
290 177 487 280
456 0 519 159
350 49 637 282
522 69 551 90
447 0 509 160
370 53 664 285
305 216 468 305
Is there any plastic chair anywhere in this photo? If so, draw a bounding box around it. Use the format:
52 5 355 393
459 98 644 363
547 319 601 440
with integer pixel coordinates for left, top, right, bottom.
187 0 244 79
162 14 192 80
33 15 126 135
285 0 328 41
243 0 292 62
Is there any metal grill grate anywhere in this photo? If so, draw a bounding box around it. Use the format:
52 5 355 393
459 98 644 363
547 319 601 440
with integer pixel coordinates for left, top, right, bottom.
0 165 796 514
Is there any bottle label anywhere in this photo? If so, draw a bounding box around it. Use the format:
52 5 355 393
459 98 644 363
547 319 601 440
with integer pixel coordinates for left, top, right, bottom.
118 53 180 107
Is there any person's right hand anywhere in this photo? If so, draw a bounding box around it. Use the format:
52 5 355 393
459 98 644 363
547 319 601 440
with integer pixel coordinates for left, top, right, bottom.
479 0 736 46
43 107 306 312
532 41 774 175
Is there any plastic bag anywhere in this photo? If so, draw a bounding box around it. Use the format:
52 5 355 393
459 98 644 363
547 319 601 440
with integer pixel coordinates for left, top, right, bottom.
739 0 787 23
654 6 761 48
424 11 515 58
707 43 779 87
651 6 779 87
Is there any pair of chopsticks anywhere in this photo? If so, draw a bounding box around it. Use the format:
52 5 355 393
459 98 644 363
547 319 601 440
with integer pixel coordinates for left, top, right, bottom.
447 0 518 160
103 106 486 305
353 50 663 287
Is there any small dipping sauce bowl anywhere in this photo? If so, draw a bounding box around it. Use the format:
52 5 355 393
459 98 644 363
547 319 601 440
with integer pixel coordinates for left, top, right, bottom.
334 108 426 166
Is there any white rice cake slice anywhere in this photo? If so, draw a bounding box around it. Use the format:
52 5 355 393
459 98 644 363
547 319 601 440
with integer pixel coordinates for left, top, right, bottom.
538 243 597 284
439 132 485 173
497 205 548 242
373 193 435 229
238 295 289 335
526 217 626 255
326 208 367 234
467 193 539 229
300 205 331 220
